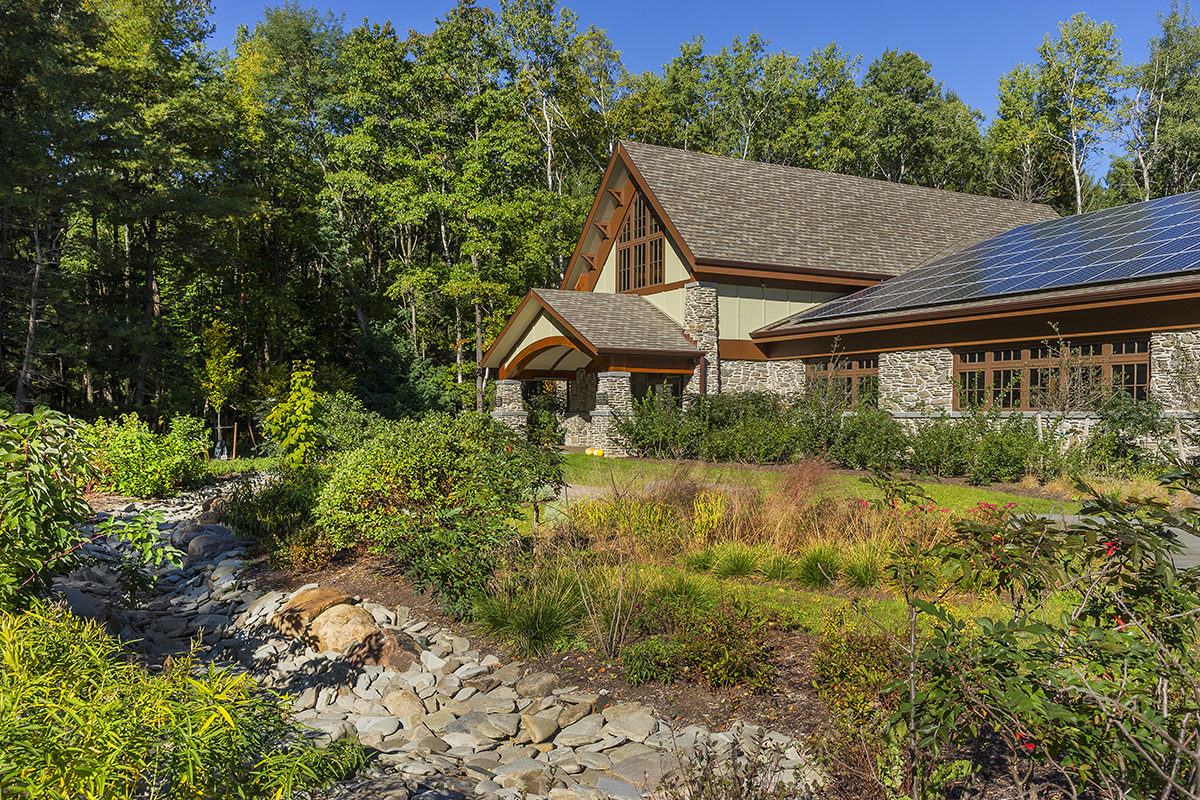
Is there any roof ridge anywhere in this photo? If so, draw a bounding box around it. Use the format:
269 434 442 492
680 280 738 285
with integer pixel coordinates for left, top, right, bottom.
620 140 1056 213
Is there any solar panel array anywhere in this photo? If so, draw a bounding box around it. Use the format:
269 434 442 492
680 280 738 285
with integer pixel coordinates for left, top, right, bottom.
779 192 1200 327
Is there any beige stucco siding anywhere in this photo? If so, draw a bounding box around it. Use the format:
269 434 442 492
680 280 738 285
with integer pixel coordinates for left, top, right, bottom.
717 286 845 339
642 287 686 325
504 312 570 361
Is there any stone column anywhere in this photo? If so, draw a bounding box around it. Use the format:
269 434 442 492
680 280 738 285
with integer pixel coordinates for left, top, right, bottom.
491 379 527 431
684 281 720 394
1151 329 1200 412
878 349 954 412
591 371 632 456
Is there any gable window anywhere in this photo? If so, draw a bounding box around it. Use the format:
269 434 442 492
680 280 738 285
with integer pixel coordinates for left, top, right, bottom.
954 339 1150 410
617 193 665 292
805 356 879 408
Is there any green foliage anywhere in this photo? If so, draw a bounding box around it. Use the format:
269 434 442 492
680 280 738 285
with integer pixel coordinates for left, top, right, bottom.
0 408 95 609
314 412 561 615
905 461 1200 797
198 320 244 417
813 609 905 735
266 364 320 471
85 414 208 498
709 544 762 578
218 467 327 558
828 406 906 469
1087 392 1167 468
0 603 366 798
314 391 392 454
474 569 582 658
669 597 774 690
621 635 681 686
793 544 842 588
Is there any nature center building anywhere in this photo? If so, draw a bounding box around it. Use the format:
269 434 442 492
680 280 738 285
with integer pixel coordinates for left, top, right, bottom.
483 142 1200 454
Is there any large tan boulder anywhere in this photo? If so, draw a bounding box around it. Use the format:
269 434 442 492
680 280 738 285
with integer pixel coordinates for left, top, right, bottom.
309 604 378 652
271 586 352 639
346 628 422 670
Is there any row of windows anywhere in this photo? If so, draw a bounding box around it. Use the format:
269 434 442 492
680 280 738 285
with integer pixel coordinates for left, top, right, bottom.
955 341 1149 410
803 340 1152 411
616 194 665 292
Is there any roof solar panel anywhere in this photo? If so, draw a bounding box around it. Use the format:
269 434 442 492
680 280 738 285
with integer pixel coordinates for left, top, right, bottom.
778 192 1200 328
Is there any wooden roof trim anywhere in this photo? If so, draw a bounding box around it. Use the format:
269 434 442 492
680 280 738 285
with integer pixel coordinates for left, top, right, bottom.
481 291 538 367
562 147 627 289
752 279 1200 342
579 179 635 292
695 265 879 288
694 257 893 282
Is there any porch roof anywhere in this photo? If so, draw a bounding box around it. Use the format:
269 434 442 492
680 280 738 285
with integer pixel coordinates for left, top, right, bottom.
482 288 700 379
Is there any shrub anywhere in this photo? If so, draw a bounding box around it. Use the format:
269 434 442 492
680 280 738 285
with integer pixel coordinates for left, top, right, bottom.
968 412 1040 484
0 604 365 797
218 466 327 556
906 412 971 477
830 407 907 469
670 597 774 690
622 635 682 686
314 412 562 616
0 408 96 608
314 391 392 454
266 364 320 470
85 413 207 497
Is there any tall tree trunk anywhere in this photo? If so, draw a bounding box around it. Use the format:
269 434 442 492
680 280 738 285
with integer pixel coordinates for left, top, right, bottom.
14 187 46 411
454 302 463 385
474 300 484 413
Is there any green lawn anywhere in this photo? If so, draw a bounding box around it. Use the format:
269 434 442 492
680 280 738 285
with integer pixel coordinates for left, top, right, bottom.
563 453 1079 515
203 456 275 478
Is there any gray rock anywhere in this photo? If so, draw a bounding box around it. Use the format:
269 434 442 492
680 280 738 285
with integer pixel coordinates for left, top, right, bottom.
521 712 560 744
555 714 605 747
595 776 643 799
357 716 402 738
515 671 559 698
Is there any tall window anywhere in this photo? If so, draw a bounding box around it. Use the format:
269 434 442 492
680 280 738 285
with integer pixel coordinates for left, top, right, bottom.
806 356 879 408
954 339 1150 411
617 193 665 292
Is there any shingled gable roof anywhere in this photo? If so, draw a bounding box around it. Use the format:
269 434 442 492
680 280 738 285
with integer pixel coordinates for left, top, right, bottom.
482 288 699 370
620 141 1060 277
530 289 698 354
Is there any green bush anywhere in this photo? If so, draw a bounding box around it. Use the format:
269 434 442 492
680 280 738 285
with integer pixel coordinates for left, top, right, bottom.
0 408 95 609
218 466 328 557
969 412 1040 484
830 406 907 469
314 391 392 454
906 412 971 477
622 635 682 686
670 598 774 690
0 604 365 798
794 544 843 587
85 413 207 497
266 364 320 470
314 412 562 616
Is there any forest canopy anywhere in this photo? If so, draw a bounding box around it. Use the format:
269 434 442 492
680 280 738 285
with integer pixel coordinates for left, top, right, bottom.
3 0 1198 427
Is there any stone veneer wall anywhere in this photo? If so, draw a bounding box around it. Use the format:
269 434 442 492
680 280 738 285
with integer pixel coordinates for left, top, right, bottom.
720 358 807 394
491 379 526 430
1151 329 1200 412
684 282 719 393
560 371 632 456
568 369 597 413
879 349 954 411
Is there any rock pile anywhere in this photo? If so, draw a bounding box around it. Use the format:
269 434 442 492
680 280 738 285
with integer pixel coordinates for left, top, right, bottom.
51 483 823 800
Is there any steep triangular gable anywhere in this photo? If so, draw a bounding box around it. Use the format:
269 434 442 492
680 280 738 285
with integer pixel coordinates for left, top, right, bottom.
562 143 697 292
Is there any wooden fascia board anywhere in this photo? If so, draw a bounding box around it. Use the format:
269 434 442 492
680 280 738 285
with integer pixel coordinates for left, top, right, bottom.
694 265 881 288
751 280 1200 343
562 148 626 289
694 259 891 284
580 178 635 292
481 291 538 367
500 336 586 379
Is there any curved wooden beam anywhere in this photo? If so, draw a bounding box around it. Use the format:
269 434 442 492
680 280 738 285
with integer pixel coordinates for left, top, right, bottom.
500 336 588 380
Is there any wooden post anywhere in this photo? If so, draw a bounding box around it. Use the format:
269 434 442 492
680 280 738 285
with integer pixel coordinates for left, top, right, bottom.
232 422 239 460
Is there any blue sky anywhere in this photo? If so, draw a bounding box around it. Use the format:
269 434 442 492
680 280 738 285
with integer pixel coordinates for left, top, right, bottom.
210 0 1165 122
